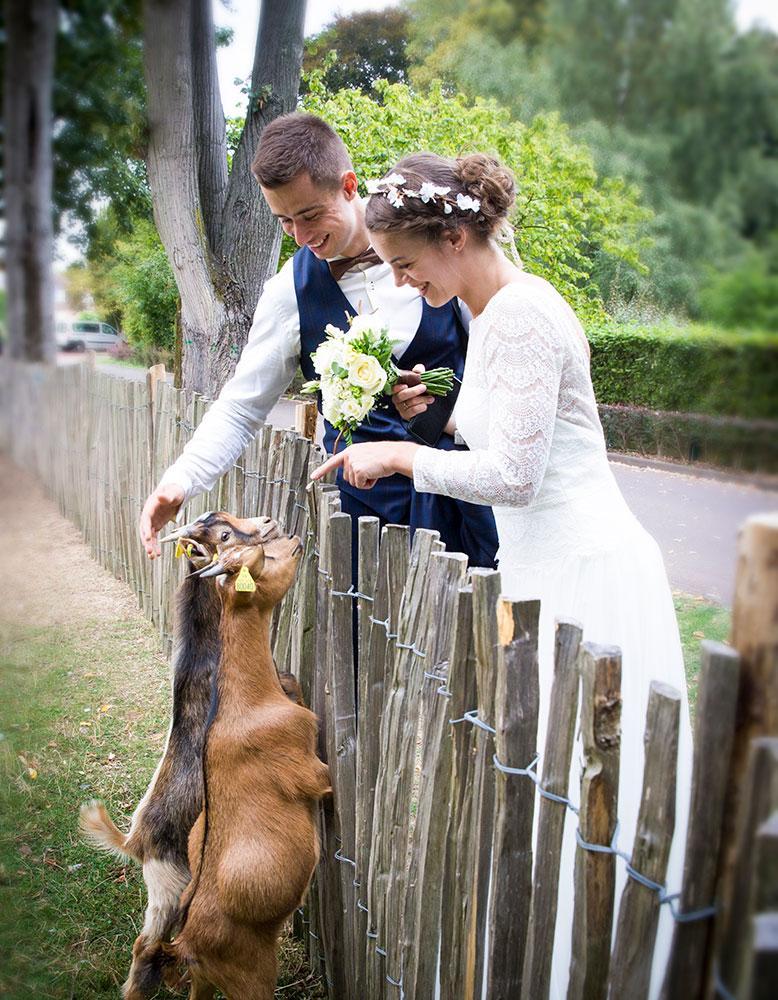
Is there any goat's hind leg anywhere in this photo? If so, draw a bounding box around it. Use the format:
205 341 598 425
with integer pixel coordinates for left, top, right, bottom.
122 858 190 1000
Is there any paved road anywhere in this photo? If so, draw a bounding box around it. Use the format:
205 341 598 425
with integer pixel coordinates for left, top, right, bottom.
610 461 775 606
67 356 777 605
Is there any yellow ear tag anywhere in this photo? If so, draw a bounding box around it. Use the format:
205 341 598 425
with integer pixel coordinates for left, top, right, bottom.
185 543 193 557
235 565 256 593
174 540 184 559
211 552 219 563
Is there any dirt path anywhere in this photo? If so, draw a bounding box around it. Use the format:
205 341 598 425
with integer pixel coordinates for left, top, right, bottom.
0 453 142 630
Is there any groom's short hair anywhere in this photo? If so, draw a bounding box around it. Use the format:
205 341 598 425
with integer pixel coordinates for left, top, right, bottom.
252 112 353 190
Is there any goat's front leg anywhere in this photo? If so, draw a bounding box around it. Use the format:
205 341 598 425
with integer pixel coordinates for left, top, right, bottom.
188 969 217 1000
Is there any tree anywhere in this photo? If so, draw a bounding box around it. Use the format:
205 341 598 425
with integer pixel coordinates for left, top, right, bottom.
3 0 58 362
53 0 149 237
143 0 306 394
302 73 649 320
303 8 410 94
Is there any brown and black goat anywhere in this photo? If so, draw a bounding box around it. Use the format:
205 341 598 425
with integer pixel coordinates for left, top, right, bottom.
166 533 331 1000
80 512 285 1000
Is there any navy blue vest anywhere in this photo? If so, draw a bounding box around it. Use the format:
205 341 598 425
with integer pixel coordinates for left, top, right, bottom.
293 247 498 569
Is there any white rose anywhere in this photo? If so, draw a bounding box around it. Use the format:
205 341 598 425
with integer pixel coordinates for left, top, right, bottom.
347 314 378 339
339 396 367 422
312 339 346 376
324 323 346 339
347 353 387 395
322 394 343 425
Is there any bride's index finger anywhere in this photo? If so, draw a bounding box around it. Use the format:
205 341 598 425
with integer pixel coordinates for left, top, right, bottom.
310 451 346 482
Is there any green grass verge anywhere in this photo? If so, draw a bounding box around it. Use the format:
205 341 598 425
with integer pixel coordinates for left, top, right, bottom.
0 618 324 1000
673 592 732 718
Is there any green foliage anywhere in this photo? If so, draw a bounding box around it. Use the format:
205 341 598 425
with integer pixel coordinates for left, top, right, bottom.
404 0 778 320
52 0 149 235
586 321 778 419
302 9 411 94
700 244 778 331
302 74 648 319
85 210 178 351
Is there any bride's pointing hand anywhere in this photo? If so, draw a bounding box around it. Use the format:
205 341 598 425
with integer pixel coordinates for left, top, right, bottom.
310 441 420 489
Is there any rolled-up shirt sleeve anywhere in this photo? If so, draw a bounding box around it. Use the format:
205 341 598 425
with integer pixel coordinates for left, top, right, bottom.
158 260 300 502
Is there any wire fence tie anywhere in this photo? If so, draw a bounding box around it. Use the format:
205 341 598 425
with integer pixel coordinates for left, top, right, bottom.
449 708 496 734
334 847 357 868
386 972 403 989
357 899 369 913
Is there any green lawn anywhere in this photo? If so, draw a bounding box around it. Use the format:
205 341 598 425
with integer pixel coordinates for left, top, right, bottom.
0 618 323 1000
673 592 732 717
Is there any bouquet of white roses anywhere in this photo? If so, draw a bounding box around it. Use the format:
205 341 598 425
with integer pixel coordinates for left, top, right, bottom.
301 314 454 448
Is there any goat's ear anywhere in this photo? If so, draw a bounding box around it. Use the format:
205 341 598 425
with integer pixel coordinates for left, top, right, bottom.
242 544 266 580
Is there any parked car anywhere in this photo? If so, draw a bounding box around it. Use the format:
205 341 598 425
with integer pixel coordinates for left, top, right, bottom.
56 319 123 352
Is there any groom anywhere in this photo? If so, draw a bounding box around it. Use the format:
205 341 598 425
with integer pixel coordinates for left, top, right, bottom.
139 112 498 572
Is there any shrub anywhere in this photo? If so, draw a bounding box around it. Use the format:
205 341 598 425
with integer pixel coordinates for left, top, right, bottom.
587 322 778 420
699 249 778 330
301 74 649 321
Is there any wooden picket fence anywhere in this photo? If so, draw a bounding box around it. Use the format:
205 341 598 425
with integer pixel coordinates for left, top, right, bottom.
0 358 775 999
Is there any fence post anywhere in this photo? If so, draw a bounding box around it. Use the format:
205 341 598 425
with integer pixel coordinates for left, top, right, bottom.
711 513 778 995
295 399 319 441
439 584 477 1000
402 551 469 1000
714 737 778 997
460 568 502 998
608 681 681 999
522 618 583 1000
660 640 740 1000
365 524 409 999
486 598 540 998
326 511 358 1000
568 643 622 1000
145 363 166 482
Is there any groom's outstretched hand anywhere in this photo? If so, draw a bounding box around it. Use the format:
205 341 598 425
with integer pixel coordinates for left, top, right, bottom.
392 363 435 421
310 441 420 490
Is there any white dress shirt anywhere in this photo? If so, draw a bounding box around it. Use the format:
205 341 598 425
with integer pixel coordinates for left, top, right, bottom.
159 255 469 502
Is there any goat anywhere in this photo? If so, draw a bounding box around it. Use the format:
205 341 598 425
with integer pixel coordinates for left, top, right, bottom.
80 512 284 1000
166 533 331 1000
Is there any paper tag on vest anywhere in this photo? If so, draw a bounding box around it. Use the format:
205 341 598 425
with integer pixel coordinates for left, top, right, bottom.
235 565 256 592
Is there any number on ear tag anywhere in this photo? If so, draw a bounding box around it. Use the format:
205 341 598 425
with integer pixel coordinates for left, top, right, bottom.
235 565 256 592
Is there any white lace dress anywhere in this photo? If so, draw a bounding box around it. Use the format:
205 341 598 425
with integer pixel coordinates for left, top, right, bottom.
414 277 692 999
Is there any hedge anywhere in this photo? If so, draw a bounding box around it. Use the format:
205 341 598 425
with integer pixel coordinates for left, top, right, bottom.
598 404 778 474
586 322 778 421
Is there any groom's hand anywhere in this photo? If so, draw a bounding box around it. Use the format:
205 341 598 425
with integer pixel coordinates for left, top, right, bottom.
392 363 434 421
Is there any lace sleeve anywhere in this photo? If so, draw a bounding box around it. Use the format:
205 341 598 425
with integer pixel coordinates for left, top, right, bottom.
413 295 565 507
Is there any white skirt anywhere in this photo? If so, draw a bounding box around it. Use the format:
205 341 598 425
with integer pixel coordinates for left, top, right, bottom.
493 494 693 999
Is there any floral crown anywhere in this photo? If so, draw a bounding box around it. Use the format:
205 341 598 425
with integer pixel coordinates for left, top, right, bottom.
366 172 481 215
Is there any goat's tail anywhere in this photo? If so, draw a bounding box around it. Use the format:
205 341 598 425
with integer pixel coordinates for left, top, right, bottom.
79 800 137 860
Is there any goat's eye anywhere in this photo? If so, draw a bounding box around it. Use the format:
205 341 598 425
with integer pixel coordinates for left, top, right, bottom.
220 531 230 542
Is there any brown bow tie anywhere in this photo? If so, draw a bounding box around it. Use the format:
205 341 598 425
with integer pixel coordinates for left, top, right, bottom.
328 246 383 281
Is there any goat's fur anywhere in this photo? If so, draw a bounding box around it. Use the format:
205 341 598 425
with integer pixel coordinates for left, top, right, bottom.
168 536 330 1000
79 513 290 1000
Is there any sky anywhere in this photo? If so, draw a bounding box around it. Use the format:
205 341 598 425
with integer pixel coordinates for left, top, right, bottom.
215 0 778 116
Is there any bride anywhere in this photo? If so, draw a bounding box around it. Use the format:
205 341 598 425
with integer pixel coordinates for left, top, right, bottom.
312 151 692 998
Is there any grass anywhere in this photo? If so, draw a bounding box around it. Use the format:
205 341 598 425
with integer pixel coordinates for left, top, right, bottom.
673 592 732 717
0 617 324 1000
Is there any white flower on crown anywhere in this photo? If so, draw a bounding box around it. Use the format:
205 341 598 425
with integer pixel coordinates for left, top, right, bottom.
419 182 451 203
384 173 406 186
456 193 481 213
387 187 404 208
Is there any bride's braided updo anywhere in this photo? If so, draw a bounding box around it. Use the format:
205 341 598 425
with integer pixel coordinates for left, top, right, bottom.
365 152 516 242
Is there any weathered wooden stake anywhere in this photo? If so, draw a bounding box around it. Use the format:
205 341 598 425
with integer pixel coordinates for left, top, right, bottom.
568 643 622 1000
608 681 681 999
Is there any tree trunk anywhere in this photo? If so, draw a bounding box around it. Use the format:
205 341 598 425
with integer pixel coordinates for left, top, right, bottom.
3 0 57 363
143 0 306 396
